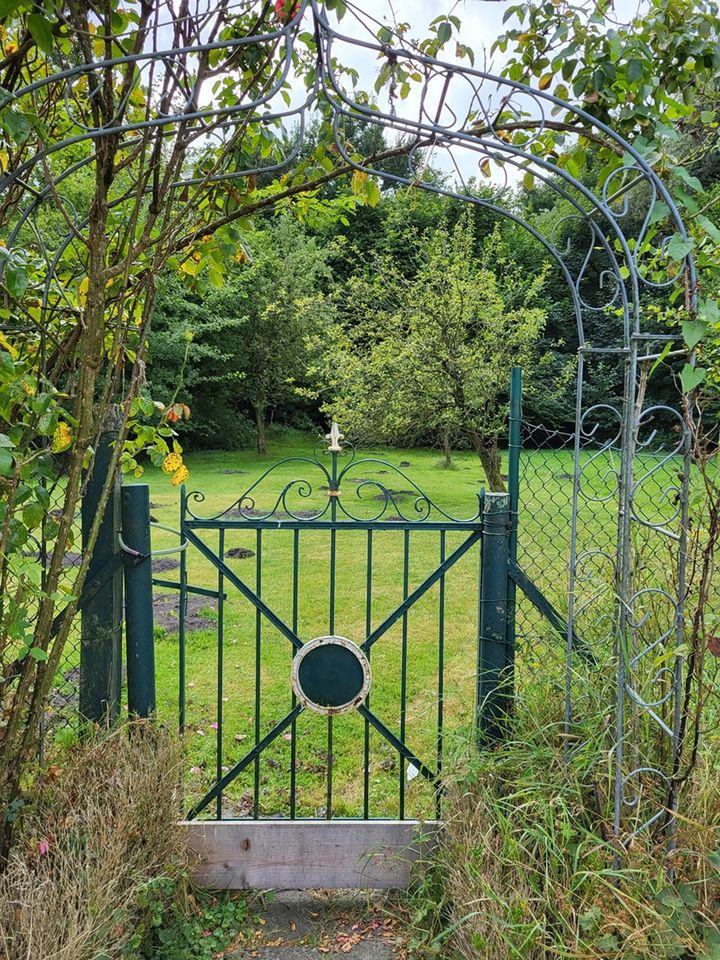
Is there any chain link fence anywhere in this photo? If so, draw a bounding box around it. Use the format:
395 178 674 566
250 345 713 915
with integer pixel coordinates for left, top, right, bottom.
39 462 83 756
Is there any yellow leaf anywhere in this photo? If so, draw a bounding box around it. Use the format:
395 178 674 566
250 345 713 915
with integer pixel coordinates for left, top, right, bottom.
78 275 89 306
0 330 17 357
51 422 73 453
350 169 368 195
539 74 552 91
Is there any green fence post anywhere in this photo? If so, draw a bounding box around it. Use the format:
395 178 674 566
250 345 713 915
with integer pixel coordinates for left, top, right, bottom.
121 484 156 718
477 491 511 743
506 367 522 676
80 406 123 724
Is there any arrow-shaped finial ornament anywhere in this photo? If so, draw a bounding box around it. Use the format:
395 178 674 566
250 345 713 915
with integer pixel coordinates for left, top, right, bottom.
325 422 344 453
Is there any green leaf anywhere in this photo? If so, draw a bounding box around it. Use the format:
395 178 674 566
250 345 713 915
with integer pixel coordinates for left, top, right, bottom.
0 0 28 15
680 363 706 392
437 21 452 44
666 233 694 261
697 214 720 244
22 501 44 530
0 446 13 476
27 14 54 54
699 298 719 324
522 171 534 190
626 59 643 82
0 109 32 144
378 26 392 46
28 647 49 661
648 201 670 225
4 261 28 298
595 934 619 951
565 152 582 178
649 341 672 377
675 165 704 193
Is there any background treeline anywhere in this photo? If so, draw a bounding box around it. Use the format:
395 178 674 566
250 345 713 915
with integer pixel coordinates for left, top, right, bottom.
147 129 718 457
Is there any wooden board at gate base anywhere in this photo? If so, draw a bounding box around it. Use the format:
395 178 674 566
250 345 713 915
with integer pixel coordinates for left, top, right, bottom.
181 819 440 889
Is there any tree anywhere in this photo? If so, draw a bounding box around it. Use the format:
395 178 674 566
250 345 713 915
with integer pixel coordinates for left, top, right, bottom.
178 216 334 454
323 211 547 490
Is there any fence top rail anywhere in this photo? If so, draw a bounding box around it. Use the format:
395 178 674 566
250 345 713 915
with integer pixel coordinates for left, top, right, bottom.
182 518 485 531
181 431 487 527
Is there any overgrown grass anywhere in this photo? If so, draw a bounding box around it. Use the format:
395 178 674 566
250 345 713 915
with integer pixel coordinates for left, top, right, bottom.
406 695 720 959
0 721 255 960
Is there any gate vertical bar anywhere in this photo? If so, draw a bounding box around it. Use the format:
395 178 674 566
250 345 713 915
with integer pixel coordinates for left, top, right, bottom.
436 530 446 819
121 483 155 718
80 405 123 724
290 528 299 819
477 492 511 743
363 529 373 819
254 529 262 818
179 486 187 734
216 528 225 820
398 530 410 818
326 429 340 820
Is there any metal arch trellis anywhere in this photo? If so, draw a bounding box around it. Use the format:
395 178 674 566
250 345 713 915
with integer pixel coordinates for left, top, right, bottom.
0 0 694 852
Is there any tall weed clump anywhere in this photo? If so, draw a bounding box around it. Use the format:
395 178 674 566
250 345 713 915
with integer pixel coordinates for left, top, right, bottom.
0 722 186 960
418 702 720 960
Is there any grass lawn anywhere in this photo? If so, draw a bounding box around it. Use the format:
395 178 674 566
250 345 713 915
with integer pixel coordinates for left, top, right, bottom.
109 429 684 821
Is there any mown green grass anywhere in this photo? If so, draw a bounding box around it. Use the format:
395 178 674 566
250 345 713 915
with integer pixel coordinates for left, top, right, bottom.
126 430 682 821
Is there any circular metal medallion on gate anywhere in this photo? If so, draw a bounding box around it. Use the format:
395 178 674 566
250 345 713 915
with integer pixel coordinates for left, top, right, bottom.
292 636 371 716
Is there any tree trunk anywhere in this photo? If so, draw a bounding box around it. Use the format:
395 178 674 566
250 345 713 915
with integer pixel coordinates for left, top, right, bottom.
255 405 267 455
468 429 506 492
441 429 453 469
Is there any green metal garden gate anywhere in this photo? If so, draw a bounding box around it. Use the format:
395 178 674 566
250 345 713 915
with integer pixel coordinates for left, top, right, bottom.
167 371 577 887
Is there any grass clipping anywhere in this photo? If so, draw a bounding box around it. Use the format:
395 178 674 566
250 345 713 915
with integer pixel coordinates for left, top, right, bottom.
0 722 185 960
426 717 720 960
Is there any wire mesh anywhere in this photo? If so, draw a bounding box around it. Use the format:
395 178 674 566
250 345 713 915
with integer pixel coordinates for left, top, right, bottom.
513 422 577 697
38 461 83 757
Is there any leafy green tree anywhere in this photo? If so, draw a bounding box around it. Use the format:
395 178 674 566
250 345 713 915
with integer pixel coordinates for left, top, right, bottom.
322 212 547 490
151 217 334 453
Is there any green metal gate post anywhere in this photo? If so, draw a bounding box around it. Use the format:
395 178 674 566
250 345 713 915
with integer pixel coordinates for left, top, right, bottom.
477 491 511 743
80 406 123 724
121 484 156 718
506 367 522 678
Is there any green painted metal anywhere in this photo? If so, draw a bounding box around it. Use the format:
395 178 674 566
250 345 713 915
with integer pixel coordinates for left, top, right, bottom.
216 528 224 820
436 530 446 819
297 643 364 707
254 528 262 818
507 367 522 676
80 408 122 724
121 484 156 718
151 578 224 600
178 424 520 820
477 492 511 743
363 529 372 820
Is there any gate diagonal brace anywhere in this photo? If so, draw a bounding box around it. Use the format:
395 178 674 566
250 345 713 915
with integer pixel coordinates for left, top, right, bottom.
183 528 302 651
362 529 482 652
188 703 304 820
508 560 595 665
357 705 436 784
